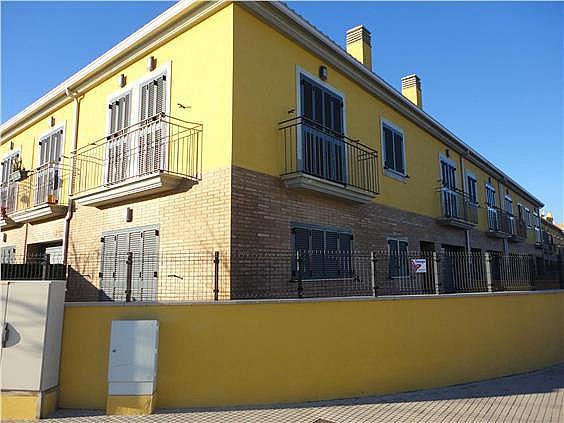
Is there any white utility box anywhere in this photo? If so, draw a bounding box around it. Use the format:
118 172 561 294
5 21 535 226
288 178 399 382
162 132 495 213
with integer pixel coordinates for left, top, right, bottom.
0 280 66 391
108 320 159 396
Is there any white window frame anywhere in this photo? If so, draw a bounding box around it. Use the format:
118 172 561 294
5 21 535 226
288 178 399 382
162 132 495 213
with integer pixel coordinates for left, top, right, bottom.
294 66 348 180
380 117 407 181
525 207 531 228
104 88 134 185
135 62 171 122
37 123 66 168
135 63 172 174
387 236 409 279
465 170 478 204
1 149 21 183
36 123 66 205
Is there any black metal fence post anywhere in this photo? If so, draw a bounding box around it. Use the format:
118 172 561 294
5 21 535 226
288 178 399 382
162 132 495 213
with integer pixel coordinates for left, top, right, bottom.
125 252 133 302
371 251 378 297
41 254 48 280
213 251 219 301
297 251 303 299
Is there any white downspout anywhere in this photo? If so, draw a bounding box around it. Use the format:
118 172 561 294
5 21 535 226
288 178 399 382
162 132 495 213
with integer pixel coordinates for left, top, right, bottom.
62 87 81 266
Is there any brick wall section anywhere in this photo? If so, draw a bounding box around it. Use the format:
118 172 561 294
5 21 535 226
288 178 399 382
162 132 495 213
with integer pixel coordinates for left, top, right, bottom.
231 166 540 256
1 219 65 258
66 167 231 300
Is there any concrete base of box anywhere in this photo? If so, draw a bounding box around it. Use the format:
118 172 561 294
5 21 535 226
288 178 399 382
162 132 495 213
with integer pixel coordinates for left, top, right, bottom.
106 393 156 416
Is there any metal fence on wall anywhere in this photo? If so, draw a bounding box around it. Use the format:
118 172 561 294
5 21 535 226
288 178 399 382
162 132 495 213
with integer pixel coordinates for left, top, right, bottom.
2 250 561 302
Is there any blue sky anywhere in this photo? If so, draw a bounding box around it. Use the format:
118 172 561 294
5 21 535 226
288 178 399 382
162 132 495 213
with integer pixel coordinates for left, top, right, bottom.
2 1 563 221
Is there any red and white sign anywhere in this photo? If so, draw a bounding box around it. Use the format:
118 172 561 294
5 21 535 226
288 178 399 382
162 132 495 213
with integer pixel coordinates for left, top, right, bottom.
411 259 427 273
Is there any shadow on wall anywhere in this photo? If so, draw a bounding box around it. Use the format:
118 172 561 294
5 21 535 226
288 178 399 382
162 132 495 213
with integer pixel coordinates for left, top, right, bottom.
66 267 110 301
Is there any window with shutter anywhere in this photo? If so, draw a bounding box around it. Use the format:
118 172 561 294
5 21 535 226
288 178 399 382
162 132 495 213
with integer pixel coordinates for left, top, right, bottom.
292 225 353 280
36 127 63 205
99 226 159 301
381 121 406 176
0 246 16 264
138 75 167 176
1 152 20 213
388 238 409 278
485 184 498 231
106 93 131 184
299 74 346 184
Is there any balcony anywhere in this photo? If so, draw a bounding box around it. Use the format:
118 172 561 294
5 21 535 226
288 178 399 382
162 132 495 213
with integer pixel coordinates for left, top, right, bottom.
436 187 478 229
486 207 513 238
71 114 202 207
279 116 379 203
1 162 69 225
509 219 527 242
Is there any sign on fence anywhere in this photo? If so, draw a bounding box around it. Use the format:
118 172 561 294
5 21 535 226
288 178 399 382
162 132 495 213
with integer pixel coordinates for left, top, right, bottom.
411 259 427 273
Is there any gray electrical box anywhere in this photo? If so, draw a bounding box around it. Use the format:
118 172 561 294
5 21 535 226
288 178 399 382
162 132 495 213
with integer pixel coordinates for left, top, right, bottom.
0 280 66 391
107 320 159 396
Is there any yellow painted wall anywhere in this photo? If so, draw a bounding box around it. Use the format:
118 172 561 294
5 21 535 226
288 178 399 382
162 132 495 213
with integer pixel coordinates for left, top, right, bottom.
73 5 234 175
58 291 564 409
231 5 540 227
1 4 234 185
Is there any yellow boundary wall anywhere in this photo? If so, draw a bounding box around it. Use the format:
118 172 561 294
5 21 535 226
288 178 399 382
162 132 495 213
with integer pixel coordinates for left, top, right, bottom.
58 291 564 409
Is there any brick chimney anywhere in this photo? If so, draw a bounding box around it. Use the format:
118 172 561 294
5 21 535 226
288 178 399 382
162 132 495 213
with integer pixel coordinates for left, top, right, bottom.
346 25 372 70
401 74 423 109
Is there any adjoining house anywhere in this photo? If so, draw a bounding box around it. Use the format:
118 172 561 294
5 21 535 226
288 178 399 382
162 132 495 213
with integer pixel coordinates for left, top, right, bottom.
0 1 553 301
541 212 564 264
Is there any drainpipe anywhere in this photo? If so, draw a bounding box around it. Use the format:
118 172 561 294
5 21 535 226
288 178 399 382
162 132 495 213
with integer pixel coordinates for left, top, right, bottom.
62 87 81 266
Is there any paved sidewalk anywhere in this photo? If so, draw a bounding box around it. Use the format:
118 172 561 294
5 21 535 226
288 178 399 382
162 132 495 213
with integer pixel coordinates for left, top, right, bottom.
18 364 564 422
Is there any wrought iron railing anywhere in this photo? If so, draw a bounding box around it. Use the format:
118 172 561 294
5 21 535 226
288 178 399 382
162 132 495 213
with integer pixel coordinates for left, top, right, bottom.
439 187 478 225
279 116 379 195
31 249 559 302
1 161 69 217
72 113 203 195
486 206 513 235
511 219 527 240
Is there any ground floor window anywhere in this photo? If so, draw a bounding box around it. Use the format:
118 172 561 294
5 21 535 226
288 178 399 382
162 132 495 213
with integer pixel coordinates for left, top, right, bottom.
292 225 353 279
100 225 160 301
388 238 409 278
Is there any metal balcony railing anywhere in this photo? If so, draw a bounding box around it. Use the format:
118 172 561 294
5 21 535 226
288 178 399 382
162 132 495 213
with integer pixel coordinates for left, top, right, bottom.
511 219 527 241
486 206 513 236
1 161 69 217
439 187 478 226
72 113 203 195
279 116 379 195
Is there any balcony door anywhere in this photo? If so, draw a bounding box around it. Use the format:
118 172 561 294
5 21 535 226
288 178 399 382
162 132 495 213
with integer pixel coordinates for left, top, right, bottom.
485 184 498 230
300 75 346 184
138 74 167 176
36 128 63 206
106 93 132 185
440 157 458 218
1 152 19 214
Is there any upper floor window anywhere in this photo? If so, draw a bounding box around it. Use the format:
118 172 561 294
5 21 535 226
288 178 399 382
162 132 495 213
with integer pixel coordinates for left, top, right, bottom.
300 74 343 134
466 173 478 204
525 208 531 227
36 125 65 206
292 225 352 280
504 195 513 216
485 183 496 208
381 120 405 176
517 203 524 222
1 151 20 185
299 74 346 184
